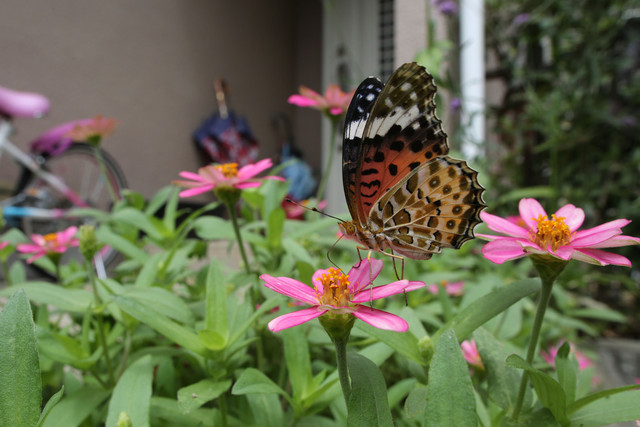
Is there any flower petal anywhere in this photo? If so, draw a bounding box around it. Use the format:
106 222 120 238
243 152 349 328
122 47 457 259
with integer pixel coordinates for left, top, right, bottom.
268 307 326 332
287 94 319 108
519 198 548 231
260 274 318 305
178 186 215 198
588 234 640 248
574 219 630 239
347 258 383 293
554 204 585 231
352 306 408 332
480 211 531 238
570 228 624 248
177 171 207 182
481 239 528 264
237 158 273 180
572 248 632 267
351 280 426 303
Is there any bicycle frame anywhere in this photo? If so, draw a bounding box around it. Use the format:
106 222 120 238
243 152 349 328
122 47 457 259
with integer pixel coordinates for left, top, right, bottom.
0 119 89 220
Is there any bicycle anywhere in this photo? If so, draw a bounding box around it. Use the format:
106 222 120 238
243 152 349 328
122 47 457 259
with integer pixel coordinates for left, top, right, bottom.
0 85 127 270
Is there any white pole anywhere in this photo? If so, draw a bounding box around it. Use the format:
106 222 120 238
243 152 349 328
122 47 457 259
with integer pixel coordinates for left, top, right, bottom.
459 0 485 159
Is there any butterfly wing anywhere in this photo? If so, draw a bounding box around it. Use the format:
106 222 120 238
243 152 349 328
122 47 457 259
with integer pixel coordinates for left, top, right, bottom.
368 156 486 259
353 63 449 221
343 77 384 225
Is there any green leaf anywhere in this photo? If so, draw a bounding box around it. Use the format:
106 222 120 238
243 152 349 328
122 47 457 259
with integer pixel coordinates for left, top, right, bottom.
111 207 164 241
0 289 41 427
346 353 393 427
282 327 313 403
197 329 227 351
36 327 93 368
474 328 529 412
133 252 163 288
193 216 234 240
555 342 577 405
232 368 287 397
42 385 110 427
404 384 428 421
434 278 541 342
282 237 315 264
506 354 568 425
246 393 284 427
96 225 149 263
106 354 153 427
177 379 231 413
0 282 91 313
266 207 285 248
149 397 216 427
113 295 207 356
8 261 26 284
36 386 64 427
205 260 228 344
122 287 194 325
569 389 640 427
567 384 640 414
425 329 476 427
355 321 422 364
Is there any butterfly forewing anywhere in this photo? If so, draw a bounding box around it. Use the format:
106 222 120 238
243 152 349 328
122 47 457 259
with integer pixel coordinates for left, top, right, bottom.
343 77 384 224
353 63 449 220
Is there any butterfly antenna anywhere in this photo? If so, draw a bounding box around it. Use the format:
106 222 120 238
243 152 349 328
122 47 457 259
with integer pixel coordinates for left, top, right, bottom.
285 198 345 223
326 232 344 270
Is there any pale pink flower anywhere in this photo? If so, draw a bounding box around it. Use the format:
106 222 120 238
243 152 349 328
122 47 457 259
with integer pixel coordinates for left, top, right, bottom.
282 199 328 220
16 226 79 263
541 341 593 371
173 158 285 198
427 280 464 296
0 241 9 251
261 258 426 332
461 340 484 370
66 115 117 142
478 198 640 266
288 84 355 116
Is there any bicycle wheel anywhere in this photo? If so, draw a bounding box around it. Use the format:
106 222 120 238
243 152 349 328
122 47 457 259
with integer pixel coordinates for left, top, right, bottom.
20 142 127 266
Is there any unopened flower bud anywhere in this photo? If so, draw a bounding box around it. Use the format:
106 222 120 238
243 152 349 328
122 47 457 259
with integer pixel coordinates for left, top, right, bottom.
78 225 101 261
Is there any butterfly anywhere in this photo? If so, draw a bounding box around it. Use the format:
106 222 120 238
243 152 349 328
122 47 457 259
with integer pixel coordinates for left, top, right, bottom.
337 62 486 260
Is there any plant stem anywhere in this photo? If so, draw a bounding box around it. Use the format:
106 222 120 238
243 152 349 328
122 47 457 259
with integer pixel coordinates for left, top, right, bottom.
333 334 352 406
224 201 251 276
511 274 556 420
1 260 10 286
86 260 115 386
219 392 228 427
316 118 338 200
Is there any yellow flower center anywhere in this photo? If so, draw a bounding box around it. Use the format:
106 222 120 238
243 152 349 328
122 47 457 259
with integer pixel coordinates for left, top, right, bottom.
43 233 58 243
316 267 352 307
215 163 238 178
532 214 573 251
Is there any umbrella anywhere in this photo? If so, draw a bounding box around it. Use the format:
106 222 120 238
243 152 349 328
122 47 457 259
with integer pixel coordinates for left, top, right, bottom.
192 79 258 166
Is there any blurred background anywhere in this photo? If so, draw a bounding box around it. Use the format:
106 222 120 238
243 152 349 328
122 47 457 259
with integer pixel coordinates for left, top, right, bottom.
1 0 639 330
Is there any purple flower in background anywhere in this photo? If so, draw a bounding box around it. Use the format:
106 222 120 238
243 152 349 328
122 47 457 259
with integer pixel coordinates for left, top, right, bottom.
513 13 530 26
450 97 462 114
432 0 458 16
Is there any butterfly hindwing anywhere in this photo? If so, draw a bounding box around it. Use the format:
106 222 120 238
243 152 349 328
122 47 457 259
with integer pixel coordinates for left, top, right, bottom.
368 156 485 259
343 77 384 224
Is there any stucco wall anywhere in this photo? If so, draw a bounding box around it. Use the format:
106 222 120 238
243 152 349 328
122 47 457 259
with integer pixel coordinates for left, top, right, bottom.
0 1 322 199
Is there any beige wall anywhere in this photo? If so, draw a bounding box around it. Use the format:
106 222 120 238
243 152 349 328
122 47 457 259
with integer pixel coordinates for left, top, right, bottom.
0 1 322 198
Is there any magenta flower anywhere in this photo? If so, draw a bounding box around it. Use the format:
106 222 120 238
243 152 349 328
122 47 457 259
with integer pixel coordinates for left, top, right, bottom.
478 198 640 266
461 340 484 370
16 226 79 264
427 280 464 296
261 259 426 332
541 341 592 371
0 241 9 251
173 158 284 198
288 84 355 116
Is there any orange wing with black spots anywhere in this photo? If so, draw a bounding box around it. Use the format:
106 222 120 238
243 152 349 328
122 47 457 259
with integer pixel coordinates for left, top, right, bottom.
341 62 486 260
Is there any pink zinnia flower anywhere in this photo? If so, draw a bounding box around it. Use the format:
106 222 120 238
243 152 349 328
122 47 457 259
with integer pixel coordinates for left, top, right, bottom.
173 158 285 198
16 226 79 264
461 340 484 370
66 115 117 142
260 259 426 332
478 198 640 266
0 241 9 251
541 341 592 371
288 84 355 116
427 280 464 296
